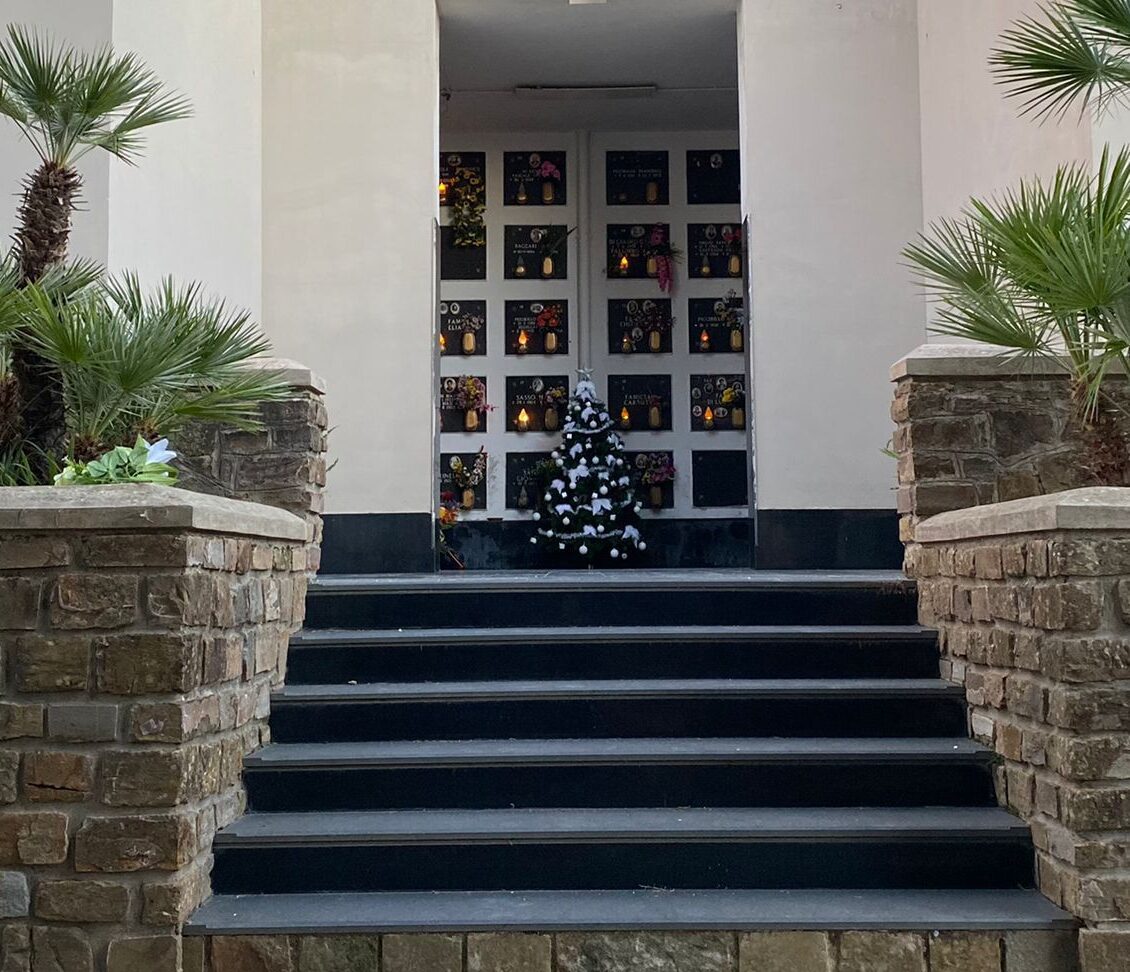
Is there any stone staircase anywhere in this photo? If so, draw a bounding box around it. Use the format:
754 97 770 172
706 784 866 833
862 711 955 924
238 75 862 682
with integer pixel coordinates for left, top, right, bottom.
187 570 1074 965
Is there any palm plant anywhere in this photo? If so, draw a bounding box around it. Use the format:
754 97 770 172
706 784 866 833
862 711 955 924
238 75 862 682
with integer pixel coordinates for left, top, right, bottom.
992 0 1130 118
0 24 190 464
5 273 288 462
906 147 1130 412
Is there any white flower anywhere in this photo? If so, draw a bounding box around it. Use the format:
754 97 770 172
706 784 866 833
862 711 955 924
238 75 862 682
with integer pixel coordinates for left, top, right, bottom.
145 438 177 465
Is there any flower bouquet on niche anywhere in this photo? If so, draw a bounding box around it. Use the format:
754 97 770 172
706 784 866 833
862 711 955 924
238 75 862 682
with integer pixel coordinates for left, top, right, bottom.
437 492 464 569
449 164 485 248
539 159 562 204
645 224 682 294
449 447 486 510
454 376 493 432
637 453 676 510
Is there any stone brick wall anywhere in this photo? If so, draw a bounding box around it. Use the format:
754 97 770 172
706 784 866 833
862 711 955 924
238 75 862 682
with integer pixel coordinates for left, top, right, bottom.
891 345 1130 545
0 485 307 972
185 929 1077 972
910 487 1130 970
178 360 328 572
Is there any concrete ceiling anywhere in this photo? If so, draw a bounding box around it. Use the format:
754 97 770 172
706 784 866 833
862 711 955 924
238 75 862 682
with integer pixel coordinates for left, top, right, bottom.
438 0 739 132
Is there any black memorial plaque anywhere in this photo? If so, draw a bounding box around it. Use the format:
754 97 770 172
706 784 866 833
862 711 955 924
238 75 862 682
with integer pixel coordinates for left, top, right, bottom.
506 452 553 511
440 452 488 510
688 223 743 280
505 300 569 356
607 298 673 354
439 300 487 357
606 223 667 280
440 225 487 281
686 149 741 205
688 294 745 355
439 151 486 208
608 374 673 432
690 374 747 432
606 151 669 206
439 375 489 434
504 225 569 280
504 151 567 206
505 375 570 433
693 450 749 508
625 451 676 510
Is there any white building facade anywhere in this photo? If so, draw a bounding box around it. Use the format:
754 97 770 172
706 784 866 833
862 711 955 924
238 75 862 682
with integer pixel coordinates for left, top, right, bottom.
0 0 1094 571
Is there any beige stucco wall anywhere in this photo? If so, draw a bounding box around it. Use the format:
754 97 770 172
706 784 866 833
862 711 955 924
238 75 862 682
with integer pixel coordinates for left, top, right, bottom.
108 0 263 317
917 0 1092 229
739 0 927 511
262 0 440 516
0 1 113 268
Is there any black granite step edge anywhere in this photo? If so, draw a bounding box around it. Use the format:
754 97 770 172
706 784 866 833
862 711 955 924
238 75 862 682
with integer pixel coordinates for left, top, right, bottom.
185 889 1076 935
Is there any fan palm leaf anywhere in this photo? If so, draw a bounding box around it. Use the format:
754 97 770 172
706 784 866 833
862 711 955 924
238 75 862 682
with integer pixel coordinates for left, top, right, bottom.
906 146 1130 410
992 1 1130 117
16 275 288 458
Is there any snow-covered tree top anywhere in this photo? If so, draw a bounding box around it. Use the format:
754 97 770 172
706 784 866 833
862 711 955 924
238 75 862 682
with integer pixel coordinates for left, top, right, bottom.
575 380 598 401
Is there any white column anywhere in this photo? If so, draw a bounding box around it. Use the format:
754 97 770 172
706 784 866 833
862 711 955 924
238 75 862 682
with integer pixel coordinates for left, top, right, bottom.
738 0 926 511
0 0 113 267
262 0 440 517
107 0 263 317
917 0 1091 233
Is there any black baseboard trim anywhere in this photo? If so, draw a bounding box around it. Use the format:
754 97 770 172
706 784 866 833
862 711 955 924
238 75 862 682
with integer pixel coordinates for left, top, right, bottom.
439 518 755 571
755 509 902 570
318 509 901 574
320 513 434 574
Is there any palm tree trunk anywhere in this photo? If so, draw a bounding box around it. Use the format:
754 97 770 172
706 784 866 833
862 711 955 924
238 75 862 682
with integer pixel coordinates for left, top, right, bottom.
12 161 81 475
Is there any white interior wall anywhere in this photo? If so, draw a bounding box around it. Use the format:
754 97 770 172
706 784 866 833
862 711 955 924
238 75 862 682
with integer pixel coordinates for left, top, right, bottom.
108 0 262 316
0 1 113 268
738 0 926 511
262 0 440 516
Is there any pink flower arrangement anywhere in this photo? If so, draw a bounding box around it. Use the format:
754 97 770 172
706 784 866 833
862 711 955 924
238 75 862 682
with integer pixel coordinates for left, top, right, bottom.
454 376 493 413
646 224 677 294
539 161 562 182
639 453 676 486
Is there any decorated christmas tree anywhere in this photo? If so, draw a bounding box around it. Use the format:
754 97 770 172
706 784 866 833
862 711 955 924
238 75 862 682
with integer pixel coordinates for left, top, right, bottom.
534 371 646 564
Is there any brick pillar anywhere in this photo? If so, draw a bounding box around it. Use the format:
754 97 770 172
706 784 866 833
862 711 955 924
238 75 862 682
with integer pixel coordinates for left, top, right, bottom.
0 485 307 972
890 344 1130 550
177 359 328 572
908 487 1130 970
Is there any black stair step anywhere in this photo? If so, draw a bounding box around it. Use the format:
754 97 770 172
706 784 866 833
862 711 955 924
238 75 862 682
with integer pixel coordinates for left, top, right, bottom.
303 571 917 629
186 889 1075 935
286 625 940 683
244 738 997 811
211 807 1034 895
269 679 967 742
215 806 1030 846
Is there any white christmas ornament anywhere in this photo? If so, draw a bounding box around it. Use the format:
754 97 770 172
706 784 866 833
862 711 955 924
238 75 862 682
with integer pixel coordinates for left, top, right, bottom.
610 549 620 559
579 545 588 555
